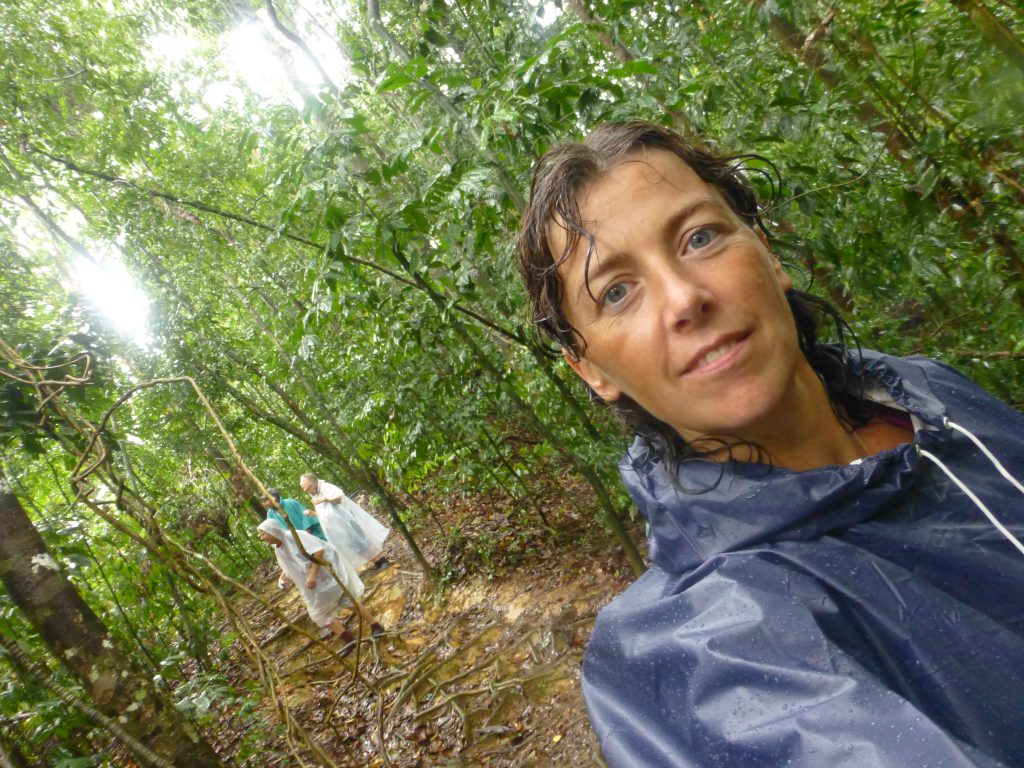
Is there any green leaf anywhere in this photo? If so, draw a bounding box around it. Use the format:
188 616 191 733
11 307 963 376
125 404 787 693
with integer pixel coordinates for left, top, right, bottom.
377 73 416 93
916 164 939 196
424 27 447 47
607 60 659 77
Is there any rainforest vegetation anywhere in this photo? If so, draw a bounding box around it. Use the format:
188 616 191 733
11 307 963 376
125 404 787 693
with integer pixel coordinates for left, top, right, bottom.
1 0 1022 765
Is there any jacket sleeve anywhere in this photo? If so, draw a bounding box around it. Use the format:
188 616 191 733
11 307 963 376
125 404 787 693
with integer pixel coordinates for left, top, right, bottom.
317 481 345 503
582 559 1010 768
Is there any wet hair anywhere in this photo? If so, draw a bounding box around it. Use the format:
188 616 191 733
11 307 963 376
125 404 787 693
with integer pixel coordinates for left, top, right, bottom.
516 120 869 484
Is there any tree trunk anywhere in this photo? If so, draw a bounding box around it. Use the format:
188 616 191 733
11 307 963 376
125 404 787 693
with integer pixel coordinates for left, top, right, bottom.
756 4 915 157
10 465 164 675
0 467 224 768
364 0 526 210
951 0 1024 73
205 446 265 524
0 723 36 768
757 2 1024 284
566 0 693 133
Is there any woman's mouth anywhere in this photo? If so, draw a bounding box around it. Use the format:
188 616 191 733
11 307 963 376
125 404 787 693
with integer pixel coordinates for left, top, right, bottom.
685 334 749 375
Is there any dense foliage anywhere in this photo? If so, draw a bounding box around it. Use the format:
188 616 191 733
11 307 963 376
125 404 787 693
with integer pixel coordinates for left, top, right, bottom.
1 0 1021 763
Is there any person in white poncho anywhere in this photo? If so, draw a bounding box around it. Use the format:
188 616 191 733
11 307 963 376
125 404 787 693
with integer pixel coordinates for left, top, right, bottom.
256 518 384 656
299 473 391 572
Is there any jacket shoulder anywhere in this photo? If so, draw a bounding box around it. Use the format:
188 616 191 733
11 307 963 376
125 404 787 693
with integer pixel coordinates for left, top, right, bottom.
581 548 1021 768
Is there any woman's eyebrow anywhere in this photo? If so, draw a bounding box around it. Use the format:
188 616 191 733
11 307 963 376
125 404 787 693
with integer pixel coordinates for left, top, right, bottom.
662 198 720 241
576 250 631 301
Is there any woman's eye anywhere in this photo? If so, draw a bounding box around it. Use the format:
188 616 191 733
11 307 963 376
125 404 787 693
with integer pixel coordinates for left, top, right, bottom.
688 227 715 250
602 283 629 306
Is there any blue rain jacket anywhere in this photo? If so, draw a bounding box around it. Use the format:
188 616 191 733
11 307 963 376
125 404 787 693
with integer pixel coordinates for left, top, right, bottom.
583 352 1024 767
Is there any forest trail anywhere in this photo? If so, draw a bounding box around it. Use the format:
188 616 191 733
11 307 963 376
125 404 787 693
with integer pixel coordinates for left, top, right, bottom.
4 1 1023 765
217 485 636 766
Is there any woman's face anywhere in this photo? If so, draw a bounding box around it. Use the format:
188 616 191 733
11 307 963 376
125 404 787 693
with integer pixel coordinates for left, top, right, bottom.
259 529 282 547
300 477 316 494
554 149 813 444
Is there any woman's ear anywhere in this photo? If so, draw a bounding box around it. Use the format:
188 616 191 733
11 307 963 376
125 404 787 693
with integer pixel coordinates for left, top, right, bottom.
756 229 792 291
562 348 622 402
770 251 792 291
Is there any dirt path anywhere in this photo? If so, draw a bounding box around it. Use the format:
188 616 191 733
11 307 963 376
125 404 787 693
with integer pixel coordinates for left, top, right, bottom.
215 479 641 766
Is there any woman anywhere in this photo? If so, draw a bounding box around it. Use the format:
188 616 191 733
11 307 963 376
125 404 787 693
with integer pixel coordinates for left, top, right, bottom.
261 486 326 590
256 518 384 656
299 473 390 572
517 120 1024 767
263 486 326 541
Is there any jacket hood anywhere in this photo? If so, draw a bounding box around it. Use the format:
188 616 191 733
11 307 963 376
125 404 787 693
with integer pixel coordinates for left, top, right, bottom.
620 350 957 574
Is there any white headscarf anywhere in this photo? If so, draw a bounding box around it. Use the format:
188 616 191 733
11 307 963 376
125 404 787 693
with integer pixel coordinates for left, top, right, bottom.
257 518 364 626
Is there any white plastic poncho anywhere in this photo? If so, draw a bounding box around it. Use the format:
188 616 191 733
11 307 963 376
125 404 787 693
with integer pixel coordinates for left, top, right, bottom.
313 480 390 571
257 518 364 627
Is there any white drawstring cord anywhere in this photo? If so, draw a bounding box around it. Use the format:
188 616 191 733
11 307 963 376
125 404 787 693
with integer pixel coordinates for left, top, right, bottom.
945 418 1024 496
917 417 1024 556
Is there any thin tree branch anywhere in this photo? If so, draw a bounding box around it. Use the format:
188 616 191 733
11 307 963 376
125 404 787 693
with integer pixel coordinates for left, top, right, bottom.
264 0 341 92
20 143 527 346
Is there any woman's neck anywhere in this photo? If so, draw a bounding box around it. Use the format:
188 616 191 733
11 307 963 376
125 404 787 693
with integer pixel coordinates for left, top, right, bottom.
691 359 907 472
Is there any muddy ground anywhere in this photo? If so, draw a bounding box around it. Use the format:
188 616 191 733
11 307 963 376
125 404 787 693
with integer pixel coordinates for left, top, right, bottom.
211 476 642 767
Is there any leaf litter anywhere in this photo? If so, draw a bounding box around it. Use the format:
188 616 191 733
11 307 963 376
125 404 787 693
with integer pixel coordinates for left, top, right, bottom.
213 474 641 767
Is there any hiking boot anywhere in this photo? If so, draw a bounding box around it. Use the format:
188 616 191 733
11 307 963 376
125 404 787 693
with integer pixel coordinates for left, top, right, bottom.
338 628 357 658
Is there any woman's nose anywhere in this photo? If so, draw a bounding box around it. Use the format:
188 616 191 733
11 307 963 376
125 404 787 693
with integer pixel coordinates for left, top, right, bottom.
656 263 710 330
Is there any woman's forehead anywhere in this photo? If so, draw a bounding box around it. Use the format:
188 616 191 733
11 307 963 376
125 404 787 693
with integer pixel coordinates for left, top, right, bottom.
580 151 720 217
549 152 734 280
555 152 721 238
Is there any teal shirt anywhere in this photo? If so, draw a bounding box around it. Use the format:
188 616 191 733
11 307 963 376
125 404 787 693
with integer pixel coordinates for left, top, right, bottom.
267 498 326 540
